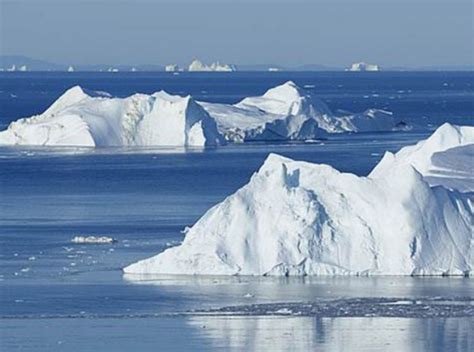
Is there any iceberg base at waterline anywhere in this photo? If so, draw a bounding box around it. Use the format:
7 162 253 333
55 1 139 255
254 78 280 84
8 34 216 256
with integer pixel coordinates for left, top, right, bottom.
124 123 474 276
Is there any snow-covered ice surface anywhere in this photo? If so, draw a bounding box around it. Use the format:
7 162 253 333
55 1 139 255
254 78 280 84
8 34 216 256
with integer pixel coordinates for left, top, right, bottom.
124 123 474 276
0 86 224 147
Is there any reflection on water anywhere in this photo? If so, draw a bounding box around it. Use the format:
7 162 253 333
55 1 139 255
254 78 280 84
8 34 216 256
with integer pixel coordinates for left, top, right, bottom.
2 316 471 351
188 316 473 352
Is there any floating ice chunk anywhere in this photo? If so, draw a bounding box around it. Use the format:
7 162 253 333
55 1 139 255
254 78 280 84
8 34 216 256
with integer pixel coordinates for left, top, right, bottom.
71 236 117 244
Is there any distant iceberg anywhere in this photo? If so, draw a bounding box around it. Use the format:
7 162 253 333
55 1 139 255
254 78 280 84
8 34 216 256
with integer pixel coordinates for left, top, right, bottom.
165 64 180 72
124 124 474 276
188 59 237 72
347 62 380 72
0 86 224 147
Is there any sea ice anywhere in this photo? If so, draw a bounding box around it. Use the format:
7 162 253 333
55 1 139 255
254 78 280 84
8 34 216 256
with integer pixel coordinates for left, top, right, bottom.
124 123 473 276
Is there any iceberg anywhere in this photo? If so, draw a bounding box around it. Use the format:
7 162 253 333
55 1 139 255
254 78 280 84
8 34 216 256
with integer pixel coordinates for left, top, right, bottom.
0 82 404 147
188 59 237 72
165 64 180 72
0 86 224 147
347 62 380 71
201 81 399 141
124 124 473 276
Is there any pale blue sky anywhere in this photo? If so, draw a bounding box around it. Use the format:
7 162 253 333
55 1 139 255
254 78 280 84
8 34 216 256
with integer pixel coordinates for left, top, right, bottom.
1 0 472 67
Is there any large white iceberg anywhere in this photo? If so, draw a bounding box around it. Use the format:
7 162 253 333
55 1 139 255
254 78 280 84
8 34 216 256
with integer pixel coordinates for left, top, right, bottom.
124 123 473 276
201 81 398 142
0 86 224 147
0 82 404 147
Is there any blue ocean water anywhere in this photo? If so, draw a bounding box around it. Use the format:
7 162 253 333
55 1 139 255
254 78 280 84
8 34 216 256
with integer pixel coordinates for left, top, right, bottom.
0 72 473 351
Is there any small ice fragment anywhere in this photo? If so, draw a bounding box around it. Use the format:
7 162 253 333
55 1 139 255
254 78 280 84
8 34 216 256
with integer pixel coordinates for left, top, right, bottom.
20 267 30 273
244 293 254 298
71 236 116 244
275 308 292 315
28 256 36 261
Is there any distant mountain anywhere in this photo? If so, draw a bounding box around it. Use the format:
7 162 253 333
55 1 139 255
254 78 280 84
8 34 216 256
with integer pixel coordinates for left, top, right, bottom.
0 55 66 71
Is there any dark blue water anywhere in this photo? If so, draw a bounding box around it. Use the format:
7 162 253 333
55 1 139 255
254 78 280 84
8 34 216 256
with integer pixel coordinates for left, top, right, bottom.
1 73 473 351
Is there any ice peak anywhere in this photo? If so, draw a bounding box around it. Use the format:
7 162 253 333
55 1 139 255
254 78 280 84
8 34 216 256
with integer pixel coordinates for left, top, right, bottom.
44 85 91 115
152 90 192 105
263 153 294 166
263 81 305 101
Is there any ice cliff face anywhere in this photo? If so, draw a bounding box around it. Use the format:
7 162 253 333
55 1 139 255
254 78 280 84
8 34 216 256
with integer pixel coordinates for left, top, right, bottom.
201 81 398 141
124 124 474 276
0 86 224 147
